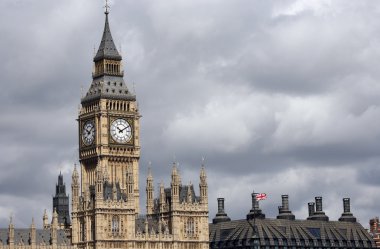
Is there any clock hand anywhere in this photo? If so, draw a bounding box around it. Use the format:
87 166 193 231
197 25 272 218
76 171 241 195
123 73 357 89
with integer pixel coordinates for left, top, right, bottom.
120 126 129 132
117 126 123 133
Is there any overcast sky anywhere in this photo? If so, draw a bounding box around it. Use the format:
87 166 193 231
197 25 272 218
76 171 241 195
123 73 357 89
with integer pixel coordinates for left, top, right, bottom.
0 0 380 229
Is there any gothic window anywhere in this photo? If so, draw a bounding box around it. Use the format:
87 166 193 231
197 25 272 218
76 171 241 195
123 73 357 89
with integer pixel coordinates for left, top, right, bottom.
91 217 95 241
185 218 195 237
112 216 120 235
80 218 86 242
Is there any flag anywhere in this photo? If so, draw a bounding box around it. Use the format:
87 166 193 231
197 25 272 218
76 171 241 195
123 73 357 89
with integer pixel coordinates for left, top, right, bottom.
256 193 267 201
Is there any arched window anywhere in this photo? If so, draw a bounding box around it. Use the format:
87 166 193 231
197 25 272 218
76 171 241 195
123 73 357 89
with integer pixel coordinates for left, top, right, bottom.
112 216 120 235
185 218 195 237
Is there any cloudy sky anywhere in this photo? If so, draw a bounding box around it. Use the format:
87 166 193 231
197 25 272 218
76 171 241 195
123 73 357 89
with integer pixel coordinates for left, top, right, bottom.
0 0 380 229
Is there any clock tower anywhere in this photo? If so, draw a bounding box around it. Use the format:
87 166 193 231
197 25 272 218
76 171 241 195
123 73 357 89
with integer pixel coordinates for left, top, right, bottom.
72 8 141 249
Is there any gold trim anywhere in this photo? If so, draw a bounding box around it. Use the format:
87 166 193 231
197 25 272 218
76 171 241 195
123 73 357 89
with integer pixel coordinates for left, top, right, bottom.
81 119 96 147
108 117 134 146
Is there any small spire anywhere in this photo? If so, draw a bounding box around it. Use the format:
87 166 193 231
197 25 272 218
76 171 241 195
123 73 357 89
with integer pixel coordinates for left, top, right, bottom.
9 213 13 225
147 162 152 179
103 166 109 182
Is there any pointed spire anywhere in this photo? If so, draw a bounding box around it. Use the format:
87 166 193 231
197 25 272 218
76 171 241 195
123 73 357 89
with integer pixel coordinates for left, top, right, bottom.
200 165 206 182
187 184 192 203
94 10 122 62
43 209 49 229
30 218 36 245
58 171 63 185
72 164 79 185
9 213 13 227
103 166 110 182
8 214 14 246
52 208 58 226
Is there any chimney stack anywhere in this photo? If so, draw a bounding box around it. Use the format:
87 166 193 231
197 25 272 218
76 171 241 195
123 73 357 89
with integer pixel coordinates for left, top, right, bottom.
277 195 295 220
307 202 315 219
246 191 265 220
339 198 357 222
315 197 323 212
212 198 231 224
308 197 329 221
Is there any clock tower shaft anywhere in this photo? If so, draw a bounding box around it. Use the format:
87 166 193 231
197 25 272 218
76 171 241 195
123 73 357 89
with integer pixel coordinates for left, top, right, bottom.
72 10 141 249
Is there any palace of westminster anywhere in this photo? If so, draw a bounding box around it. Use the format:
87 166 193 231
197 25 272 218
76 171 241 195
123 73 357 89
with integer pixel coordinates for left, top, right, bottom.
0 7 378 249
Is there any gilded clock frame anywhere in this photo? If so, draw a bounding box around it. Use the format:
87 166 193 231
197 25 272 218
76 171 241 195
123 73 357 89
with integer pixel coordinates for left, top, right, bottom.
108 116 134 146
80 118 96 147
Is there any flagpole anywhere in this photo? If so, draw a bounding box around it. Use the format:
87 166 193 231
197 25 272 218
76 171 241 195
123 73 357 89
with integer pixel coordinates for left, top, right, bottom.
247 192 260 249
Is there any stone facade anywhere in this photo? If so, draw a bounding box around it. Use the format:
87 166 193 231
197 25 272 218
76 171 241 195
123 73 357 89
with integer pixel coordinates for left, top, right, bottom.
0 212 73 249
71 9 209 249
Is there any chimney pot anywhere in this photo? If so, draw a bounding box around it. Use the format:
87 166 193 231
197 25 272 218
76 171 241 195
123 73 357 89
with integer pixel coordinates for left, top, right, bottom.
217 198 225 213
281 195 289 211
308 202 315 217
315 196 323 212
343 198 350 213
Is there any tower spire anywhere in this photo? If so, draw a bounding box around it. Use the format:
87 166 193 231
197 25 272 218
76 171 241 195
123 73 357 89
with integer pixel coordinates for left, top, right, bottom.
94 6 121 62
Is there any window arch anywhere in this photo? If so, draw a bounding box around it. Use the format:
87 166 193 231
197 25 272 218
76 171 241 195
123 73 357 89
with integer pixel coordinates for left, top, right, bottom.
111 215 120 235
185 218 195 237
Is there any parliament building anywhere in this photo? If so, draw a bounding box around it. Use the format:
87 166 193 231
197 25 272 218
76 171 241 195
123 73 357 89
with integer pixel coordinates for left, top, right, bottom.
0 7 377 249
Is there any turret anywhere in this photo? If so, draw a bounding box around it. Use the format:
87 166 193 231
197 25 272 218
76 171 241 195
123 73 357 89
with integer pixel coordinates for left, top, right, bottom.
71 164 80 212
8 216 14 249
51 209 58 249
212 198 231 224
146 167 154 215
43 209 49 229
199 166 208 205
30 218 36 249
171 163 180 205
53 171 70 227
159 182 166 213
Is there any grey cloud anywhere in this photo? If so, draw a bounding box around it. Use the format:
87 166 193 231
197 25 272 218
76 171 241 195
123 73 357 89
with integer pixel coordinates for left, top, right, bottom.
0 0 380 229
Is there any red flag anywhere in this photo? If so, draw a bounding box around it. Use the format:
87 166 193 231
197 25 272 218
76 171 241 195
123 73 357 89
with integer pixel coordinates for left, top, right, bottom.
256 193 267 201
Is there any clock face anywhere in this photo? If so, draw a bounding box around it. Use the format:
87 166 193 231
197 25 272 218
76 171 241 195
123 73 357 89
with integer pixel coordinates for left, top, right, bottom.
82 120 95 146
110 118 132 143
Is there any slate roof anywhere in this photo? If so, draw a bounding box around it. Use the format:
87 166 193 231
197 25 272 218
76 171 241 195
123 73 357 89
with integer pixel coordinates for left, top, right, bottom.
163 185 200 204
209 218 376 248
0 229 70 246
93 13 122 62
81 75 136 104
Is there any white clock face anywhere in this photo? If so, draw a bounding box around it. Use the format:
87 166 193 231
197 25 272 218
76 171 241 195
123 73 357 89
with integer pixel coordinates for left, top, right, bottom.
110 119 132 143
82 120 95 146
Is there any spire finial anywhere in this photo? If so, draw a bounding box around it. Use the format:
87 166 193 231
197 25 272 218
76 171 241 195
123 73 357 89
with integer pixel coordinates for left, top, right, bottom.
104 0 110 14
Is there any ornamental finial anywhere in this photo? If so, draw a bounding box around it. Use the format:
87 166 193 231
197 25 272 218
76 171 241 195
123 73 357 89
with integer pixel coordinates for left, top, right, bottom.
104 0 110 14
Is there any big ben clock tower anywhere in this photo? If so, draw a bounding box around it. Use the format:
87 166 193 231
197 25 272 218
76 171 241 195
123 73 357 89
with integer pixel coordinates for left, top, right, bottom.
72 7 141 249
